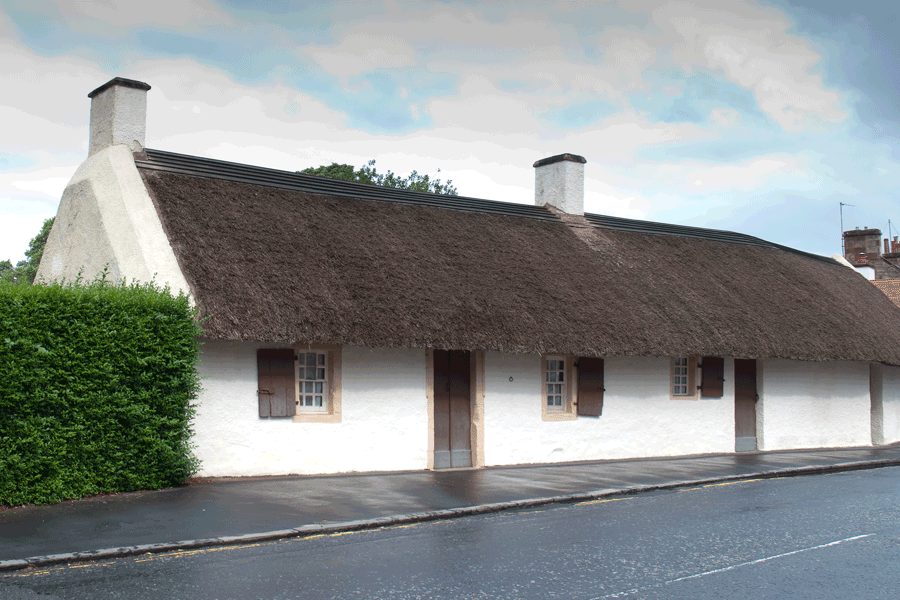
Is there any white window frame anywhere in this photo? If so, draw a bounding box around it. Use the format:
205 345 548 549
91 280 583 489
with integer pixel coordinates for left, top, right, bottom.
671 356 698 400
541 355 577 421
293 344 342 423
297 350 328 413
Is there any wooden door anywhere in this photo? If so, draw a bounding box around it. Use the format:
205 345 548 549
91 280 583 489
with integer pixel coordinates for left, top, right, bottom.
433 350 472 469
734 359 757 452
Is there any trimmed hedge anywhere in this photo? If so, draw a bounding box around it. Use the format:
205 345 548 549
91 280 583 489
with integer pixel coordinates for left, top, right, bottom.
0 276 202 506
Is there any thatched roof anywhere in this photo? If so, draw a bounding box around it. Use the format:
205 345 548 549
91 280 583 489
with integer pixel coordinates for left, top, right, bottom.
136 150 900 365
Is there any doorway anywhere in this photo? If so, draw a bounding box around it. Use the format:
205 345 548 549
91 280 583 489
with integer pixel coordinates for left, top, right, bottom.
734 359 758 452
432 350 473 468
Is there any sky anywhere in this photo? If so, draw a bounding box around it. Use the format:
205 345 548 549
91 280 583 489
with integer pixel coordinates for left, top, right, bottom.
2 0 898 263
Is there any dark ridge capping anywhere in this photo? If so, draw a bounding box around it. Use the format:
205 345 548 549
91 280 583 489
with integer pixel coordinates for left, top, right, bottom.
884 253 900 259
585 212 838 266
136 148 561 222
844 229 882 237
88 77 152 98
533 153 587 168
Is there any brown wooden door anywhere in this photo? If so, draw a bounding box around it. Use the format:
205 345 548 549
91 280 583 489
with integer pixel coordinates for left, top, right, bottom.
433 350 472 469
734 359 757 452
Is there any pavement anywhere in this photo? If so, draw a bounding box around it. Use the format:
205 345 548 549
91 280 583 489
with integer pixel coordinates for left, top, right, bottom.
3 444 900 572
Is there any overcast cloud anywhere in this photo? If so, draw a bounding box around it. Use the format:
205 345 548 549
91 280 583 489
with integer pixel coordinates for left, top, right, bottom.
1 0 898 262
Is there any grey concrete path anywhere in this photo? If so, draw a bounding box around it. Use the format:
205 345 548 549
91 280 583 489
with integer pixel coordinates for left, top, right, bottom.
2 444 900 571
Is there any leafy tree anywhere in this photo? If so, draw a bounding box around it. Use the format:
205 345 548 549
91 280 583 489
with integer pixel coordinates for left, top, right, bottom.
1 217 54 285
299 160 458 195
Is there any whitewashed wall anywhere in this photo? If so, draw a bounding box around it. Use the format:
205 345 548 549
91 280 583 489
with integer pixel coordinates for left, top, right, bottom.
883 365 900 445
194 341 428 477
757 359 870 450
36 145 190 295
482 353 734 466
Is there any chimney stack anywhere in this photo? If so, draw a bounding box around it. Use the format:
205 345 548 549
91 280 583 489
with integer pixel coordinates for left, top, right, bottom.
893 237 899 253
87 77 151 157
533 153 586 215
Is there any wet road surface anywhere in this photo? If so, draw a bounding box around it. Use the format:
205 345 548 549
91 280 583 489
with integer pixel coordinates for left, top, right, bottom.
5 445 900 562
3 466 899 599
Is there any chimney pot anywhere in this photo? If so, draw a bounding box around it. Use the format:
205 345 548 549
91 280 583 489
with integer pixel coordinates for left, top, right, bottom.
533 153 586 215
87 77 151 157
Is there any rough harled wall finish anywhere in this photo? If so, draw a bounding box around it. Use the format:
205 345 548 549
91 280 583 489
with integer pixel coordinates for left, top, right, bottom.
883 365 900 444
534 155 585 216
482 352 734 466
88 79 149 156
871 363 884 445
756 359 870 450
36 145 191 296
193 341 428 477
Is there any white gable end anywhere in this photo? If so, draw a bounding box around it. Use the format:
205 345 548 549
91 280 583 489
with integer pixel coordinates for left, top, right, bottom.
37 144 191 299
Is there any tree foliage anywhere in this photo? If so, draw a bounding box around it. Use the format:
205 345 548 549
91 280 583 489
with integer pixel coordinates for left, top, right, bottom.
299 160 458 195
1 217 54 285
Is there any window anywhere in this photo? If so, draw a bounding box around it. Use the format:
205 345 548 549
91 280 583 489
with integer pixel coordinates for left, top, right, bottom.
541 355 577 421
671 356 698 399
298 351 328 412
256 345 342 423
545 356 566 411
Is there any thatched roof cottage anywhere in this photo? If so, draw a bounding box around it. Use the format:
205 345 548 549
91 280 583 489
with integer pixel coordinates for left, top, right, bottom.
37 78 900 475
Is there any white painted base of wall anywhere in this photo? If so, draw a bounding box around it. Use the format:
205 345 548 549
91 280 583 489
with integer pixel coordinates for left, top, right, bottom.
194 341 428 477
757 359 870 451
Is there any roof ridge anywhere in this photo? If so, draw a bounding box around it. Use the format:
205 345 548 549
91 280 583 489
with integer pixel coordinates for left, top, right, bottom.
584 212 837 265
136 148 560 222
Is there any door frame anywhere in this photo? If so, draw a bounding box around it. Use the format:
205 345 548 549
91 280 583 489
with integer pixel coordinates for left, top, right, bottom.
426 348 484 469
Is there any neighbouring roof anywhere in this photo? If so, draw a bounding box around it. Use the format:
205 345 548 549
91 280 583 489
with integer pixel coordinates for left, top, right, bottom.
136 149 900 365
873 279 900 310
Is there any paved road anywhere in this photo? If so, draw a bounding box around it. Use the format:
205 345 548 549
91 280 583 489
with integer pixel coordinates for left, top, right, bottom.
3 467 899 599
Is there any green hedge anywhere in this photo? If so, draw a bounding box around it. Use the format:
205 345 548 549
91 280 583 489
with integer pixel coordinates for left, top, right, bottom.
0 276 202 506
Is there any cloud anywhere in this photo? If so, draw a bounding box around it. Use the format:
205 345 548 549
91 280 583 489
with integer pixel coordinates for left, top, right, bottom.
647 0 848 132
304 32 418 77
15 0 231 33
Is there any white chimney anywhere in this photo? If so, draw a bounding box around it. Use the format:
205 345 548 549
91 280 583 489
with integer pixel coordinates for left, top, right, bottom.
533 153 586 215
87 77 151 157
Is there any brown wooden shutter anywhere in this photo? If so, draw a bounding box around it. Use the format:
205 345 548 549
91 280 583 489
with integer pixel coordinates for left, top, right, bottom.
257 349 296 418
577 357 604 416
700 356 724 398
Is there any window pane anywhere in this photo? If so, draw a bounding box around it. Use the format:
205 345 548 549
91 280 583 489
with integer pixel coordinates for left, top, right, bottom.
315 382 323 394
304 382 313 393
306 367 316 379
548 372 557 382
318 354 325 366
558 371 564 382
314 396 323 406
548 360 557 371
558 360 564 369
304 396 312 406
317 368 326 380
547 396 553 406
